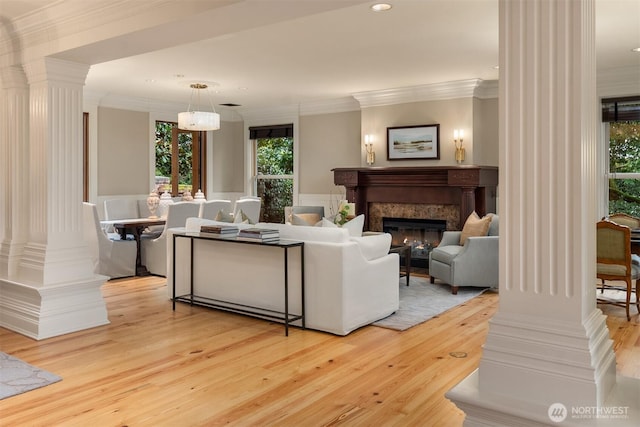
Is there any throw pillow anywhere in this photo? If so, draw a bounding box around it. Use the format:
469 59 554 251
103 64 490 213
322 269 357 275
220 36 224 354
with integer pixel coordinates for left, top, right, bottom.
321 214 364 237
291 213 321 226
214 209 234 223
459 211 492 245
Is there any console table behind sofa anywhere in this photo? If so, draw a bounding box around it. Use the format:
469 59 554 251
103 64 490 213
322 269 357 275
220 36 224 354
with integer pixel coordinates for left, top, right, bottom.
168 218 399 336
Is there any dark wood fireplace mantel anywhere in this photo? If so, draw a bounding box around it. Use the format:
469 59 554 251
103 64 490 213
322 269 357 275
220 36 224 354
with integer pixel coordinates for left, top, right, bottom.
332 166 498 230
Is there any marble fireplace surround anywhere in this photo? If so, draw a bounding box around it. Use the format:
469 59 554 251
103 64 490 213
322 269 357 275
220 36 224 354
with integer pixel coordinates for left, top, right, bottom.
332 166 498 231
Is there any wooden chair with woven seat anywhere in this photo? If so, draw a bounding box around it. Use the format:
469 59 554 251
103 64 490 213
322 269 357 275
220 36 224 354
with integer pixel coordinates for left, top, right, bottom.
607 212 640 229
596 219 640 320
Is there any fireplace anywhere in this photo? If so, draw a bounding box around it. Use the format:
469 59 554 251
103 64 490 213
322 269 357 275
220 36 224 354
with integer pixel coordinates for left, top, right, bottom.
383 217 447 270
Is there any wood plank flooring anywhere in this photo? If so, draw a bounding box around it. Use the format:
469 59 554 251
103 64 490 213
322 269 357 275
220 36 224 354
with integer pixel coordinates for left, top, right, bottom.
0 276 638 426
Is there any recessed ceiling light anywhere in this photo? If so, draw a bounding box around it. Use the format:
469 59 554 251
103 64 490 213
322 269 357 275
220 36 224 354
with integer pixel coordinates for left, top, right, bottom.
493 65 499 70
632 48 640 53
371 3 392 12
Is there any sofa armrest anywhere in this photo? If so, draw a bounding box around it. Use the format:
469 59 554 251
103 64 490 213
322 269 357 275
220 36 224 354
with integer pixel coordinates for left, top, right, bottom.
439 231 462 247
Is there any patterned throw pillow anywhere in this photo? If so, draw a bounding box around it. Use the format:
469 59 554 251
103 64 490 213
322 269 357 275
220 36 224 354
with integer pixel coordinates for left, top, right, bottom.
214 209 234 223
459 211 493 245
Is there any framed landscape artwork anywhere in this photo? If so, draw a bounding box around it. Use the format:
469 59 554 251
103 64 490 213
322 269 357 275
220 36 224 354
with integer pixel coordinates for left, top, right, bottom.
387 124 440 160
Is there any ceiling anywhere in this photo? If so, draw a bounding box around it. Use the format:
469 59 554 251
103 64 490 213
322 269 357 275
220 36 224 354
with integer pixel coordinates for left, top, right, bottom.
2 0 639 112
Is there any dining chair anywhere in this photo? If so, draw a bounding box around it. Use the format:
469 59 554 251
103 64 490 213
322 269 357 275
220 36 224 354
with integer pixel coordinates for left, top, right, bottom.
233 198 262 224
83 202 137 279
199 199 233 220
141 202 201 277
607 212 640 229
596 219 640 320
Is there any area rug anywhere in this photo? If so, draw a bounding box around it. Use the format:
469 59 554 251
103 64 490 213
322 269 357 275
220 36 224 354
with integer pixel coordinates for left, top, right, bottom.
372 276 491 331
0 352 61 400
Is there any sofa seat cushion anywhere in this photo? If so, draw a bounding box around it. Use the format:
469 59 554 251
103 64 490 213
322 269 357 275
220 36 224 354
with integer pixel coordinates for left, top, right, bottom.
431 244 464 265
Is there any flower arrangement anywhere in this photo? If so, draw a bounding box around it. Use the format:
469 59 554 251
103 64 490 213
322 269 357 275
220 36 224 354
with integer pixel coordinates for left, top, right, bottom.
334 203 352 226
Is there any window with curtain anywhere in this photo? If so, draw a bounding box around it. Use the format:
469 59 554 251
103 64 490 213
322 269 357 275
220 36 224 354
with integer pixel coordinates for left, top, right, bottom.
603 96 640 216
250 124 294 223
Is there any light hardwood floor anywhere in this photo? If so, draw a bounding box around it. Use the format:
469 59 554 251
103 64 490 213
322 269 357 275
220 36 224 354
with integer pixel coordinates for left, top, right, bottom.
1 276 638 426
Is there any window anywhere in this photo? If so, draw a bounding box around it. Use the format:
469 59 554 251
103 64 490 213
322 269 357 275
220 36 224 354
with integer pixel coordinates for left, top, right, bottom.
155 121 206 196
250 124 294 223
603 97 640 216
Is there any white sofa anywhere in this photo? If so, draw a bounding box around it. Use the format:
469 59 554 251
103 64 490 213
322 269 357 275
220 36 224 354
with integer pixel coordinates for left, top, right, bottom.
168 218 400 336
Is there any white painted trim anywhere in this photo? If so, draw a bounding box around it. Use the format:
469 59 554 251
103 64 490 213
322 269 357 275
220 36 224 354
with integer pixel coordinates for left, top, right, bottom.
0 277 109 340
353 79 489 108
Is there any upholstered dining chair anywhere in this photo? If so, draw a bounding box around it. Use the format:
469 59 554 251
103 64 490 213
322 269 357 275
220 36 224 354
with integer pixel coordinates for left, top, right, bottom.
141 202 201 276
233 197 262 224
596 219 640 321
607 212 640 229
83 202 137 279
199 199 233 220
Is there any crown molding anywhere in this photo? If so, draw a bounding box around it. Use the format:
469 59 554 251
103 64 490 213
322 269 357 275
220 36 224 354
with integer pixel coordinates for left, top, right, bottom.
474 80 499 99
353 79 498 108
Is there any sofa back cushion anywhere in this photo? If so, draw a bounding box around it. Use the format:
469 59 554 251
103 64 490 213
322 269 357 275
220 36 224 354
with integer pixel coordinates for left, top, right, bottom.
256 222 349 243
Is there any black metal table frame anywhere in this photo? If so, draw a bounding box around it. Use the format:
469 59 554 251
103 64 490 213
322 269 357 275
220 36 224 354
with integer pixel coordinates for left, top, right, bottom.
172 232 305 336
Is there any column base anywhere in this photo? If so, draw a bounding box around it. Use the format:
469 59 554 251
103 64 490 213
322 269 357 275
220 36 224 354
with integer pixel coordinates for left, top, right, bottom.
0 275 109 340
447 370 640 426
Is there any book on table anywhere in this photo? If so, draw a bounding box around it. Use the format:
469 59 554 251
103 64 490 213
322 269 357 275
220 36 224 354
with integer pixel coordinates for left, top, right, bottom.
237 227 280 242
200 225 239 236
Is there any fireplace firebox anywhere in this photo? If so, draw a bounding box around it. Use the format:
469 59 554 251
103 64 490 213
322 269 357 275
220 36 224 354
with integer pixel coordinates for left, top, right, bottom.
383 217 447 270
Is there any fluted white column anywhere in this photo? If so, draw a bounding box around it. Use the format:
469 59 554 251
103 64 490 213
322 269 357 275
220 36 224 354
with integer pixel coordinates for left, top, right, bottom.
0 66 29 279
0 58 108 339
447 1 638 425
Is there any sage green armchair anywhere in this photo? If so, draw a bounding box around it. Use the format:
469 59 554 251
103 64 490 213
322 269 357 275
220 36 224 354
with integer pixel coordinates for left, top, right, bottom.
428 215 499 294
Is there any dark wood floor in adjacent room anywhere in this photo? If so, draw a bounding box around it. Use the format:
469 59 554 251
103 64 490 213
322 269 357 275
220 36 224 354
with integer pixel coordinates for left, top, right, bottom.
0 276 638 426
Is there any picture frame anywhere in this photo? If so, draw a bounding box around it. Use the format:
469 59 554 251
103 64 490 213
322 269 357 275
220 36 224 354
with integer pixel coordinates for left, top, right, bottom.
387 124 440 160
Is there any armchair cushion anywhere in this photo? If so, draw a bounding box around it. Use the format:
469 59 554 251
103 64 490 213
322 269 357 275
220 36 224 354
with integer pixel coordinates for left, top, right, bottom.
430 244 464 264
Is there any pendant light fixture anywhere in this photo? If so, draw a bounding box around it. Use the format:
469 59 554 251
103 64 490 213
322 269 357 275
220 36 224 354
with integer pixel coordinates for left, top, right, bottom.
178 83 220 131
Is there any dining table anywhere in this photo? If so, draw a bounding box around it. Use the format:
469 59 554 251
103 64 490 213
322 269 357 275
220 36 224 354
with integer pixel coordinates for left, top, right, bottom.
101 218 166 276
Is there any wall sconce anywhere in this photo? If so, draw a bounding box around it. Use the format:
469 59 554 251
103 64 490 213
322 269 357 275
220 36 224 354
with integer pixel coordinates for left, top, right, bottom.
454 129 465 164
364 134 375 165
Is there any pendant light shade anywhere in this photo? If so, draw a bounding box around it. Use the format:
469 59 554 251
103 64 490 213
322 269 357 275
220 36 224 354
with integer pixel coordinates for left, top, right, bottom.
178 111 220 131
178 83 220 131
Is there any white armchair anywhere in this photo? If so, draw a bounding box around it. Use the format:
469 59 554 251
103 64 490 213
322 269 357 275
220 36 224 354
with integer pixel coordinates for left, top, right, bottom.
141 202 201 276
83 202 137 279
429 215 499 294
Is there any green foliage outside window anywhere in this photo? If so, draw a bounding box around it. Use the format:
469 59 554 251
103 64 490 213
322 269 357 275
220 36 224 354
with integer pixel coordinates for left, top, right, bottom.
257 137 293 223
609 121 640 216
155 122 194 192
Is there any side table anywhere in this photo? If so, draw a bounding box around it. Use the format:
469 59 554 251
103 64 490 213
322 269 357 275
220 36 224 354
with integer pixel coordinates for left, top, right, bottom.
389 245 411 286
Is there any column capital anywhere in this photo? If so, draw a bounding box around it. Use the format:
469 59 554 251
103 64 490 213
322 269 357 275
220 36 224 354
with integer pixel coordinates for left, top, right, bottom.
23 57 89 86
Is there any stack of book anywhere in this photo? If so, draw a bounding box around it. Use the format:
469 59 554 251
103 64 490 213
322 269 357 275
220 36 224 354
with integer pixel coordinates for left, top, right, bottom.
200 225 239 236
237 227 280 242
